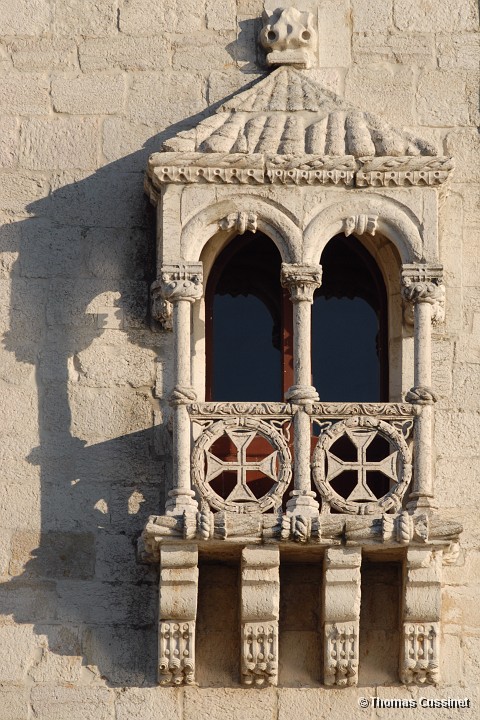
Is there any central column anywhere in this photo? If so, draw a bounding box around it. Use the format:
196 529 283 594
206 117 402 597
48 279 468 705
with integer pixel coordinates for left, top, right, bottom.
402 265 444 510
156 262 203 516
281 263 322 517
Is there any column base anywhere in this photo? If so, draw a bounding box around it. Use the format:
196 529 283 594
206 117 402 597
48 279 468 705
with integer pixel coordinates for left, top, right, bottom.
165 489 198 516
286 490 319 517
407 493 438 512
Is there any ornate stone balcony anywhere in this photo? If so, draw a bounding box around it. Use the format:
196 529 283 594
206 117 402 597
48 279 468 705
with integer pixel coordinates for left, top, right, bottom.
142 400 460 556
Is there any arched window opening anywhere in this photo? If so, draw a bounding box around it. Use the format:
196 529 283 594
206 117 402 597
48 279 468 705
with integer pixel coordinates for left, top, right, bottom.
312 234 389 403
206 231 291 402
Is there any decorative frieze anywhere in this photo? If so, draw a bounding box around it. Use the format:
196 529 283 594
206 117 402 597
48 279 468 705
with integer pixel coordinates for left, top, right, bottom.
356 156 454 187
260 7 317 69
158 545 198 686
241 546 280 687
147 152 454 191
323 548 362 687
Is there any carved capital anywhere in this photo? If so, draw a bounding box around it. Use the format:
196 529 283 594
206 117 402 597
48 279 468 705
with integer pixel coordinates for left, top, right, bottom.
343 214 378 237
281 262 322 303
219 211 257 235
158 263 203 304
260 7 317 69
401 264 445 323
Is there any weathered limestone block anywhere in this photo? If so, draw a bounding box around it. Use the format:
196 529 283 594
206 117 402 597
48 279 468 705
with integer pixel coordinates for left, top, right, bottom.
345 66 415 126
0 117 19 168
241 545 280 686
400 548 442 685
116 688 181 720
79 36 170 71
51 73 126 115
0 74 50 116
53 0 117 37
31 686 115 720
323 547 362 687
20 117 99 171
158 544 198 686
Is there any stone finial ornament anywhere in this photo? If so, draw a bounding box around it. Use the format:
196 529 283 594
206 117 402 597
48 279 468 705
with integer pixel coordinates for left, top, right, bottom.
260 7 317 68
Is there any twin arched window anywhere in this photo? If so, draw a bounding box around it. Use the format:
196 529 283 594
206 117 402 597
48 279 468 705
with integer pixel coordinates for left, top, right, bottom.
206 232 388 403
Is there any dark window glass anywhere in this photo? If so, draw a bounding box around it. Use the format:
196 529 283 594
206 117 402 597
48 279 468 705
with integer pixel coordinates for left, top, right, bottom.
206 232 283 401
312 234 388 402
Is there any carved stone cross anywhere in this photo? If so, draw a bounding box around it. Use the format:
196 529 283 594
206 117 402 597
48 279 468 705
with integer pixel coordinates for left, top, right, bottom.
326 429 398 502
206 428 278 503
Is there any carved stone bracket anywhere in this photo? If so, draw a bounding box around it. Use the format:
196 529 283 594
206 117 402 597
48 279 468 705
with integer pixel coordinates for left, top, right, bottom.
241 546 280 687
400 548 441 685
323 548 361 687
219 211 257 235
260 7 317 69
158 545 198 686
343 214 378 237
281 262 322 303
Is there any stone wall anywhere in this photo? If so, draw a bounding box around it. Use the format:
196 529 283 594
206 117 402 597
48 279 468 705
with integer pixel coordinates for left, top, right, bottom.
0 0 479 717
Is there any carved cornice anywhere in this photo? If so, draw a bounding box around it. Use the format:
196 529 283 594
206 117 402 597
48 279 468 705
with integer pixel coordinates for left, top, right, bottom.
140 510 463 561
281 262 322 302
147 153 454 193
356 156 454 187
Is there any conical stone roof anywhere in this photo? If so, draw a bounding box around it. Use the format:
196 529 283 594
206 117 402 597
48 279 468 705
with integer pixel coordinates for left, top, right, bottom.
163 66 437 158
147 66 453 190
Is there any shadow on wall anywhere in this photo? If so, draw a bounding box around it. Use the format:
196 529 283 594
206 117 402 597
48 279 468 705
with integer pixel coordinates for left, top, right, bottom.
0 119 199 687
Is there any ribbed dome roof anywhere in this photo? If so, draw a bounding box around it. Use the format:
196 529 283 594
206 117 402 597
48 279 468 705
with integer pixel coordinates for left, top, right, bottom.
163 66 438 158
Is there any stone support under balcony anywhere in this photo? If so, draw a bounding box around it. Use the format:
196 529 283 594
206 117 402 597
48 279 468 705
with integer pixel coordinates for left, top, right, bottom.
240 545 280 687
155 262 203 515
402 264 444 510
281 263 322 516
400 548 442 685
158 544 199 686
322 547 362 687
